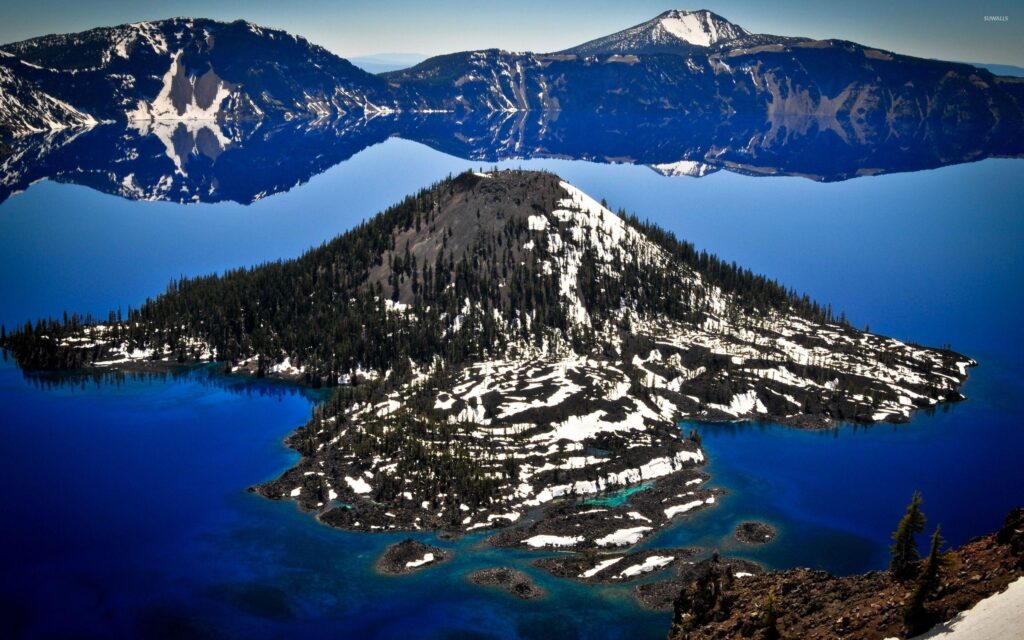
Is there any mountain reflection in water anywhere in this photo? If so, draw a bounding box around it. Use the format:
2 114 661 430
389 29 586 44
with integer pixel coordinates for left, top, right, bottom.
3 108 1021 206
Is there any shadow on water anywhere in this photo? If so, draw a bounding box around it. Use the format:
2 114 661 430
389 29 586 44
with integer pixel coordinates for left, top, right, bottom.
5 355 331 404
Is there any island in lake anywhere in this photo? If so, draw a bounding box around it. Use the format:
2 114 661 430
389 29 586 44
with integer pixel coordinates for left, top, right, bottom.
2 170 973 554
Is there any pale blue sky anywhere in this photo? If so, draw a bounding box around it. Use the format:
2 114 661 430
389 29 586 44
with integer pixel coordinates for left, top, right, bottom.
1 0 1021 65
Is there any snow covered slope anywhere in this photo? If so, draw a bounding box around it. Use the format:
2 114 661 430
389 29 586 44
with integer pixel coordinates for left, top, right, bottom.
0 56 97 136
561 9 751 56
125 50 235 122
911 577 1024 639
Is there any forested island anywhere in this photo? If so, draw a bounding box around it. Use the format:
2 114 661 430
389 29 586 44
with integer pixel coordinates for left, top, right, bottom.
2 170 974 550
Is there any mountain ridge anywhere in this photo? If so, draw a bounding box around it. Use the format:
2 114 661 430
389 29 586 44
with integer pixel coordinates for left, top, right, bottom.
2 13 1023 145
0 17 394 133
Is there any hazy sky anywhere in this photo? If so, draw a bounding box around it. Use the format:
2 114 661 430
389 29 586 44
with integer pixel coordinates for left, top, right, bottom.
1 0 1021 65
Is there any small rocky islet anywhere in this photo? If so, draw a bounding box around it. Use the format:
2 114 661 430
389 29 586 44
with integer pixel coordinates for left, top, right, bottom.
375 539 449 576
466 568 546 600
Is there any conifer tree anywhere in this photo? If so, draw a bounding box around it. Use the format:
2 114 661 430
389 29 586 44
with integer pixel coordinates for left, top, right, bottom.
904 525 946 633
760 587 781 640
890 491 926 579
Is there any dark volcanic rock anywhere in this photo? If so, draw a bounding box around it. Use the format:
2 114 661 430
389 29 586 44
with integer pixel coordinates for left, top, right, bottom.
668 509 1024 640
676 555 763 583
488 472 718 551
996 506 1024 562
633 579 686 611
635 554 763 611
734 521 776 545
534 548 698 584
375 539 449 575
467 568 546 599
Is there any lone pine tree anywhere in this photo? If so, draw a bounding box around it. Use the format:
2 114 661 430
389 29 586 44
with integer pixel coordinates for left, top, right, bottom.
904 525 947 633
890 491 927 580
760 587 782 640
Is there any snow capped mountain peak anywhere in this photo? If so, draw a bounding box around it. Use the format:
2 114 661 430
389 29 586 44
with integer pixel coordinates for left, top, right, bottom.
560 9 751 56
654 10 749 47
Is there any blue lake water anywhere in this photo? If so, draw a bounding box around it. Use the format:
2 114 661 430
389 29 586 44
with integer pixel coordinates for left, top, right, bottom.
1 137 1023 638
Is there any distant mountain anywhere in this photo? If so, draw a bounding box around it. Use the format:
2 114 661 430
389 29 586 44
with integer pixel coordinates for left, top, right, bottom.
559 9 766 56
1 13 1023 148
0 18 393 135
969 62 1024 77
384 41 1024 130
380 11 1024 127
349 53 429 74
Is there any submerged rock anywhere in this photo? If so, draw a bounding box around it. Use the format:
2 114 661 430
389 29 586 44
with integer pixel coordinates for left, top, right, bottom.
467 568 546 600
734 521 777 545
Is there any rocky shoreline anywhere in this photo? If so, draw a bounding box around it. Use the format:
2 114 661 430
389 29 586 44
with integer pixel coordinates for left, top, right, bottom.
635 555 764 611
669 508 1024 639
486 471 719 551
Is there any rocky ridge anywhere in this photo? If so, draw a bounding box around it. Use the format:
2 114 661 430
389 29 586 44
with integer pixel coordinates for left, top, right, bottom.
668 508 1024 639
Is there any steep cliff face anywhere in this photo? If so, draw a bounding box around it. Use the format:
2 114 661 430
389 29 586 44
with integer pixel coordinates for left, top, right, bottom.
385 38 1024 133
0 17 393 133
0 55 97 136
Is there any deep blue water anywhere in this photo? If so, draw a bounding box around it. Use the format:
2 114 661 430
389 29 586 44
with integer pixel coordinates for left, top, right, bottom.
1 138 1022 638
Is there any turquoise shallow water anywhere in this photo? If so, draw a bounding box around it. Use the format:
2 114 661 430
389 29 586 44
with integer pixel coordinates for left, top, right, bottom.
1 140 1022 638
583 483 654 508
